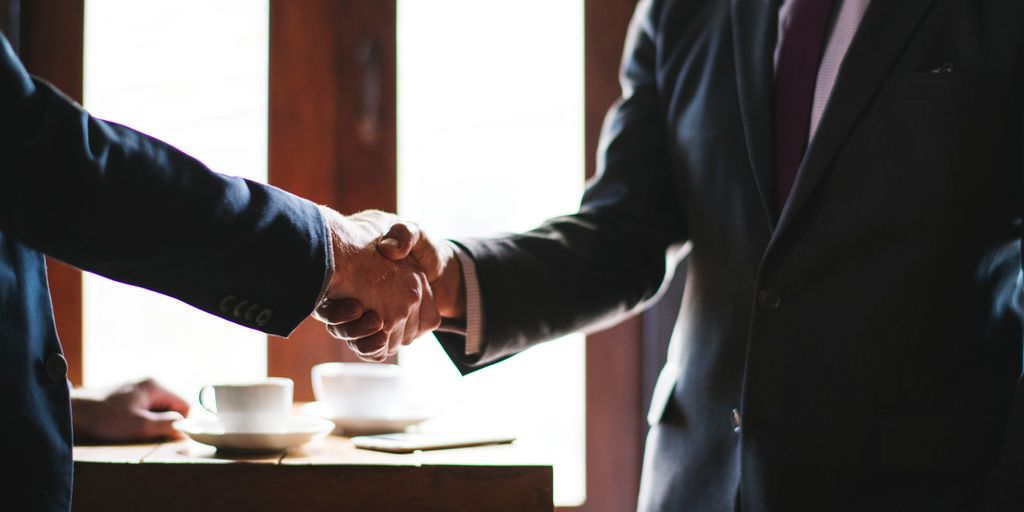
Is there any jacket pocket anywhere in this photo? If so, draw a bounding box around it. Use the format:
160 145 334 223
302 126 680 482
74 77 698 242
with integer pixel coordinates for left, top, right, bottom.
892 71 976 100
878 413 1000 471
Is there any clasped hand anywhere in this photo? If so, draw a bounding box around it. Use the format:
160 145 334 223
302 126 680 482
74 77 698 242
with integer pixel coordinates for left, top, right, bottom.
313 209 462 361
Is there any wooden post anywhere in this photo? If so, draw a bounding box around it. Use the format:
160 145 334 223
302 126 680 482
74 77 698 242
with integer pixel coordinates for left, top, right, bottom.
579 1 644 511
267 0 398 400
19 0 86 386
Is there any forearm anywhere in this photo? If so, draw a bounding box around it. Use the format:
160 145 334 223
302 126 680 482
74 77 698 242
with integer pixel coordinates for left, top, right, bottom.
0 69 328 336
443 210 680 371
69 393 103 442
69 384 117 442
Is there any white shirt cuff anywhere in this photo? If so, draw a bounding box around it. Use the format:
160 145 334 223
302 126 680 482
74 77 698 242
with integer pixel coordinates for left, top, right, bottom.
450 242 483 355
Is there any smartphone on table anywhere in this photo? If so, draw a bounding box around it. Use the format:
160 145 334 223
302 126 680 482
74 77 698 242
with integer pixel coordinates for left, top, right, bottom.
350 432 516 454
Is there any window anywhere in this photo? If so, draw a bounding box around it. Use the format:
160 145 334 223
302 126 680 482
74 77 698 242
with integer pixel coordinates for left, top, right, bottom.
65 1 637 506
397 0 586 505
81 0 270 394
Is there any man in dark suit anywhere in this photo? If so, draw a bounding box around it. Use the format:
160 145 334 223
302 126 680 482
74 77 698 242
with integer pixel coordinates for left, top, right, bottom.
0 30 440 510
337 0 1024 509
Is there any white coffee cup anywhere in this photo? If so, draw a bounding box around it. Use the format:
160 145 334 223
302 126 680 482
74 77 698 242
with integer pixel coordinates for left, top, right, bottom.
311 362 404 418
199 378 293 433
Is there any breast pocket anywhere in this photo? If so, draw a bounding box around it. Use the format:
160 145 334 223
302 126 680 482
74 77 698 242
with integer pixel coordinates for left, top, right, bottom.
892 71 975 101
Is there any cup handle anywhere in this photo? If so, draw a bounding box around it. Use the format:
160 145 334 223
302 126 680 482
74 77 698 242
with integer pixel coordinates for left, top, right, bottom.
198 385 216 415
311 372 322 404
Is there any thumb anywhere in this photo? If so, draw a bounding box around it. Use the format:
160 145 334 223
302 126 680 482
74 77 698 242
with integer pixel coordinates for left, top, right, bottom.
377 222 421 261
141 380 191 418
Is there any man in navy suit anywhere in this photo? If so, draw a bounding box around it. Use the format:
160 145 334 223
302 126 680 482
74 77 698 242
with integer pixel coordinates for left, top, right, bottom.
338 0 1024 510
0 30 441 510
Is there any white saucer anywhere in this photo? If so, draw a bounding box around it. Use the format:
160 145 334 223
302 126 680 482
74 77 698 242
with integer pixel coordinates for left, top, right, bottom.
301 401 432 435
173 416 334 453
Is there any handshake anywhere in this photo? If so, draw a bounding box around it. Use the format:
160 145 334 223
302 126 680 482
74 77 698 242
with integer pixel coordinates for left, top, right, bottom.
312 208 465 361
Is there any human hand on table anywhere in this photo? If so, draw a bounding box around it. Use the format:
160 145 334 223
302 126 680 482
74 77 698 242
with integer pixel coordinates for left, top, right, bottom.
313 209 443 361
71 378 190 443
319 213 468 361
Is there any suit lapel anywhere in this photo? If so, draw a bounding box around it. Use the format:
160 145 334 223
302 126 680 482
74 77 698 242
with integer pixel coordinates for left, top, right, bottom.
731 0 779 229
774 0 939 234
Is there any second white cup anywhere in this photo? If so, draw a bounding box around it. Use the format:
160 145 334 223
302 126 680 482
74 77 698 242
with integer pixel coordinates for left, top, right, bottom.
312 362 404 418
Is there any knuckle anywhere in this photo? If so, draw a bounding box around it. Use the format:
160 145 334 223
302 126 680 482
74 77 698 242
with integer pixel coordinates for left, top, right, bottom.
407 286 422 305
426 315 442 331
381 320 400 334
367 312 385 330
400 277 422 303
391 223 412 238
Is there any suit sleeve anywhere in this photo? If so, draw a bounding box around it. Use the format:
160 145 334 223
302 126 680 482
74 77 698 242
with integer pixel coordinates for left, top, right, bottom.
436 0 687 374
0 33 329 337
986 132 1024 508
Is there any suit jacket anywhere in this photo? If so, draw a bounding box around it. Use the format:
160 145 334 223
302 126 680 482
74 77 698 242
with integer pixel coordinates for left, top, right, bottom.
0 33 329 511
437 0 1024 510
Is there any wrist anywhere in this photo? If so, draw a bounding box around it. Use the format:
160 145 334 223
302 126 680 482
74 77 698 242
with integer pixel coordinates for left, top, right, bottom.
319 206 358 298
70 395 102 440
315 206 337 307
436 249 466 319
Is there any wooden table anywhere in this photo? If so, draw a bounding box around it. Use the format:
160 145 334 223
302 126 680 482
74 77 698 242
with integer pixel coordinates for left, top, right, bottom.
73 425 553 511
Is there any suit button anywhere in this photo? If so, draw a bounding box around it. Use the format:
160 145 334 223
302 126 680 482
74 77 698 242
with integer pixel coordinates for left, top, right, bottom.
731 408 742 433
45 353 68 382
232 300 250 319
758 288 782 310
244 303 261 322
255 309 273 327
219 295 238 313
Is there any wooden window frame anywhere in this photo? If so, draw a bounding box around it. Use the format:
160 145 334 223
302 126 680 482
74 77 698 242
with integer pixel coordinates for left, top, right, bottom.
18 0 86 387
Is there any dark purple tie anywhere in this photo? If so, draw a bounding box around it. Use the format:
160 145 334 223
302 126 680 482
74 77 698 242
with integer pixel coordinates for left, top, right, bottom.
774 0 834 209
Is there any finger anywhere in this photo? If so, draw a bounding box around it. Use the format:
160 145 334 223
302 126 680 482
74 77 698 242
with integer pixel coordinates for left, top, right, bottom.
367 334 391 362
376 323 397 359
142 380 191 416
349 331 388 358
405 229 452 284
395 273 429 350
415 274 442 339
350 346 381 363
389 316 410 357
139 410 186 440
377 222 421 261
326 310 384 340
393 278 423 354
314 299 365 325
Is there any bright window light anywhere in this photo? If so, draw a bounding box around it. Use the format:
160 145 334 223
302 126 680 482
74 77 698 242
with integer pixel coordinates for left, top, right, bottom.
82 0 269 398
397 0 586 506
